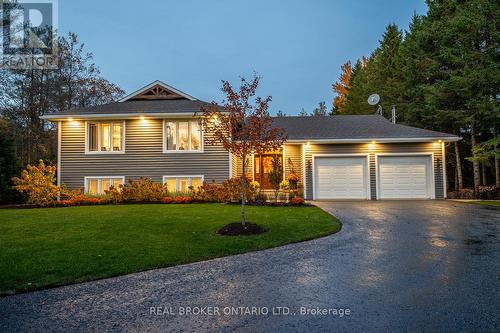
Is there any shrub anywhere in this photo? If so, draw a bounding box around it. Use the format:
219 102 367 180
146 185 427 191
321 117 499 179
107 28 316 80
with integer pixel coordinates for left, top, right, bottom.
218 176 252 203
57 199 77 207
280 180 290 190
192 181 220 202
173 196 192 204
290 197 305 205
161 197 174 204
447 186 499 200
82 197 106 205
61 187 86 201
105 177 168 202
11 160 60 206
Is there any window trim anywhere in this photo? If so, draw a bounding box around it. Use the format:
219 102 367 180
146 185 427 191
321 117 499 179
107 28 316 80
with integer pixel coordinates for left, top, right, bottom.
84 176 126 194
84 120 126 154
162 119 204 153
162 175 205 192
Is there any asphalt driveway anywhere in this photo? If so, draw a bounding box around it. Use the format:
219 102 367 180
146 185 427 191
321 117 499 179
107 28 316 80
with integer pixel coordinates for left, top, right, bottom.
1 201 499 332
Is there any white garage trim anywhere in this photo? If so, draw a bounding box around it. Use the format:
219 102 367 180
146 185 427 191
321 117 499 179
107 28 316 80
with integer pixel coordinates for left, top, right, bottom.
312 154 371 200
375 153 435 200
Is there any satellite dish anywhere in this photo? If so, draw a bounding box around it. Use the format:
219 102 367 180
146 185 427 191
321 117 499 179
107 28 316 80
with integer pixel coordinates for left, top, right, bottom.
368 94 380 105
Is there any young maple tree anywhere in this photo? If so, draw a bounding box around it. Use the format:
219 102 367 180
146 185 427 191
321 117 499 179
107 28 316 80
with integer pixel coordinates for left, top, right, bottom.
199 74 287 226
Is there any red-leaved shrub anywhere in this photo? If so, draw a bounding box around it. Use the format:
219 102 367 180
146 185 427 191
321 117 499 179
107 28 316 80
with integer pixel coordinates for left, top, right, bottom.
161 197 174 204
173 196 192 204
290 197 305 205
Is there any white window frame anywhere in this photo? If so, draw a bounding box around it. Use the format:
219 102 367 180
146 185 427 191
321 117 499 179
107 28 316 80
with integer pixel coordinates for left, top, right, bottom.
162 120 203 153
84 176 126 194
85 120 126 154
162 175 205 192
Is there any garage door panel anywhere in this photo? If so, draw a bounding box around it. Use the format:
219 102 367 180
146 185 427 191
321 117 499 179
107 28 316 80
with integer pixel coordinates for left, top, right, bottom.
315 157 368 199
378 156 432 199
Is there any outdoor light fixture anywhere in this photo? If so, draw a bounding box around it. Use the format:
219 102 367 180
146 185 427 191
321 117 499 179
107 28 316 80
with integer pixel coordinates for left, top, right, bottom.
140 116 145 120
371 140 376 144
68 117 73 121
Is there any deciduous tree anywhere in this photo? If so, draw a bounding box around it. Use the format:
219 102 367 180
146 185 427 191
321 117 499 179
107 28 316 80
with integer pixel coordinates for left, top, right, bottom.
199 74 287 226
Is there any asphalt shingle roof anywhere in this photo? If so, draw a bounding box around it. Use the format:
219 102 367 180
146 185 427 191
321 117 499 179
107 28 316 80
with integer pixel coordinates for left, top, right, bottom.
48 100 458 140
51 99 213 115
272 115 458 140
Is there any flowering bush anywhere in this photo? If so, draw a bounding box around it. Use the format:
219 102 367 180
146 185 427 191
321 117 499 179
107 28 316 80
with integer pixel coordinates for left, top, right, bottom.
290 197 305 205
249 180 260 191
280 180 290 190
12 160 60 206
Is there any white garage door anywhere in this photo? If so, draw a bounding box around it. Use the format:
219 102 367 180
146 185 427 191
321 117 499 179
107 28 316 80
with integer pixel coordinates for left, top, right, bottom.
378 156 433 199
314 157 368 199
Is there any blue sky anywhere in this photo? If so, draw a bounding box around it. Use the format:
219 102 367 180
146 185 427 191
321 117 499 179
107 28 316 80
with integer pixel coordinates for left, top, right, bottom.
59 0 427 115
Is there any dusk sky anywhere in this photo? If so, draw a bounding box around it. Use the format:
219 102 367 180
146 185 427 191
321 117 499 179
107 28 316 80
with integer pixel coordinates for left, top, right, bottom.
59 0 428 115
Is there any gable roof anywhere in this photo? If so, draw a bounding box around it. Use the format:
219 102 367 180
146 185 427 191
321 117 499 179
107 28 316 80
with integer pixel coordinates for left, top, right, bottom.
42 99 214 118
119 80 197 102
272 115 460 142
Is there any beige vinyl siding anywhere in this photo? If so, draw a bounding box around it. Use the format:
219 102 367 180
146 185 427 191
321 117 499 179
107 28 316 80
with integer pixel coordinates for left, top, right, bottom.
232 154 254 178
60 119 229 189
284 144 303 187
304 142 444 200
231 152 238 178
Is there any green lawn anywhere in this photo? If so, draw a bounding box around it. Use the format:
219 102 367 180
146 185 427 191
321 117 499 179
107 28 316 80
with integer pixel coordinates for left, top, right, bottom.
469 200 500 207
0 204 341 295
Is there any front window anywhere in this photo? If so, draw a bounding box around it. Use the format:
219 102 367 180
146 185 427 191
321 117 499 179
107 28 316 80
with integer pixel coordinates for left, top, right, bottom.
164 120 202 152
87 121 124 153
85 177 124 194
163 176 203 192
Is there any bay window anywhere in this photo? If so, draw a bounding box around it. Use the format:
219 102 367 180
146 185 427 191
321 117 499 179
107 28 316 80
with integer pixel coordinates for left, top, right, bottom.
86 121 124 153
164 120 202 152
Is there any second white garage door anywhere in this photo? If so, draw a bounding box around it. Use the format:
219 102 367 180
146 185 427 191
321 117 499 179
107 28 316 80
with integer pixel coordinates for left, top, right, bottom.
377 155 433 199
314 156 369 199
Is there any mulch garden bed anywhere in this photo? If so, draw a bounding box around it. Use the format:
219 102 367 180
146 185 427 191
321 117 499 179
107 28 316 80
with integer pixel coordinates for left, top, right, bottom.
217 222 267 236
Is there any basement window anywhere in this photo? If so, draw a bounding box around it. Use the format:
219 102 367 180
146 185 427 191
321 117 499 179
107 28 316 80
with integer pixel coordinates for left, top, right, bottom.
85 176 125 194
163 176 203 193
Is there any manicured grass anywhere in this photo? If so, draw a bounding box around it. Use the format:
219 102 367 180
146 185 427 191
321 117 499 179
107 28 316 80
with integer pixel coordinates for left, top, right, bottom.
0 204 341 295
469 200 500 207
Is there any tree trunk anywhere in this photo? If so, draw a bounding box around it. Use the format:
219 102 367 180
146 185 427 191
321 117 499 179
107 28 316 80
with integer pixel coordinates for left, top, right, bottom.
454 141 463 190
241 149 246 226
495 148 500 188
471 126 481 193
481 163 487 186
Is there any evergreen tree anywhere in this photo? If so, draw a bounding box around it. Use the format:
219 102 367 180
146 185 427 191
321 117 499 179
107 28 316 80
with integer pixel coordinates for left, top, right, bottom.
311 101 328 116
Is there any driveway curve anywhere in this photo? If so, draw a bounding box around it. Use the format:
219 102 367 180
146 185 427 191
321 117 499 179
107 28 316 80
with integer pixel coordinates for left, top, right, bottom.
1 201 499 332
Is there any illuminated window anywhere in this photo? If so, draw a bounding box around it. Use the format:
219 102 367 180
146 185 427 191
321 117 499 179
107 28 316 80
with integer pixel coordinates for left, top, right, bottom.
86 121 124 153
163 120 202 152
163 176 204 193
85 177 124 194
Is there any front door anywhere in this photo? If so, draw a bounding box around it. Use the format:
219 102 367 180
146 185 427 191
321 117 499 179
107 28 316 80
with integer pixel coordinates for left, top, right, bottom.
254 154 281 189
